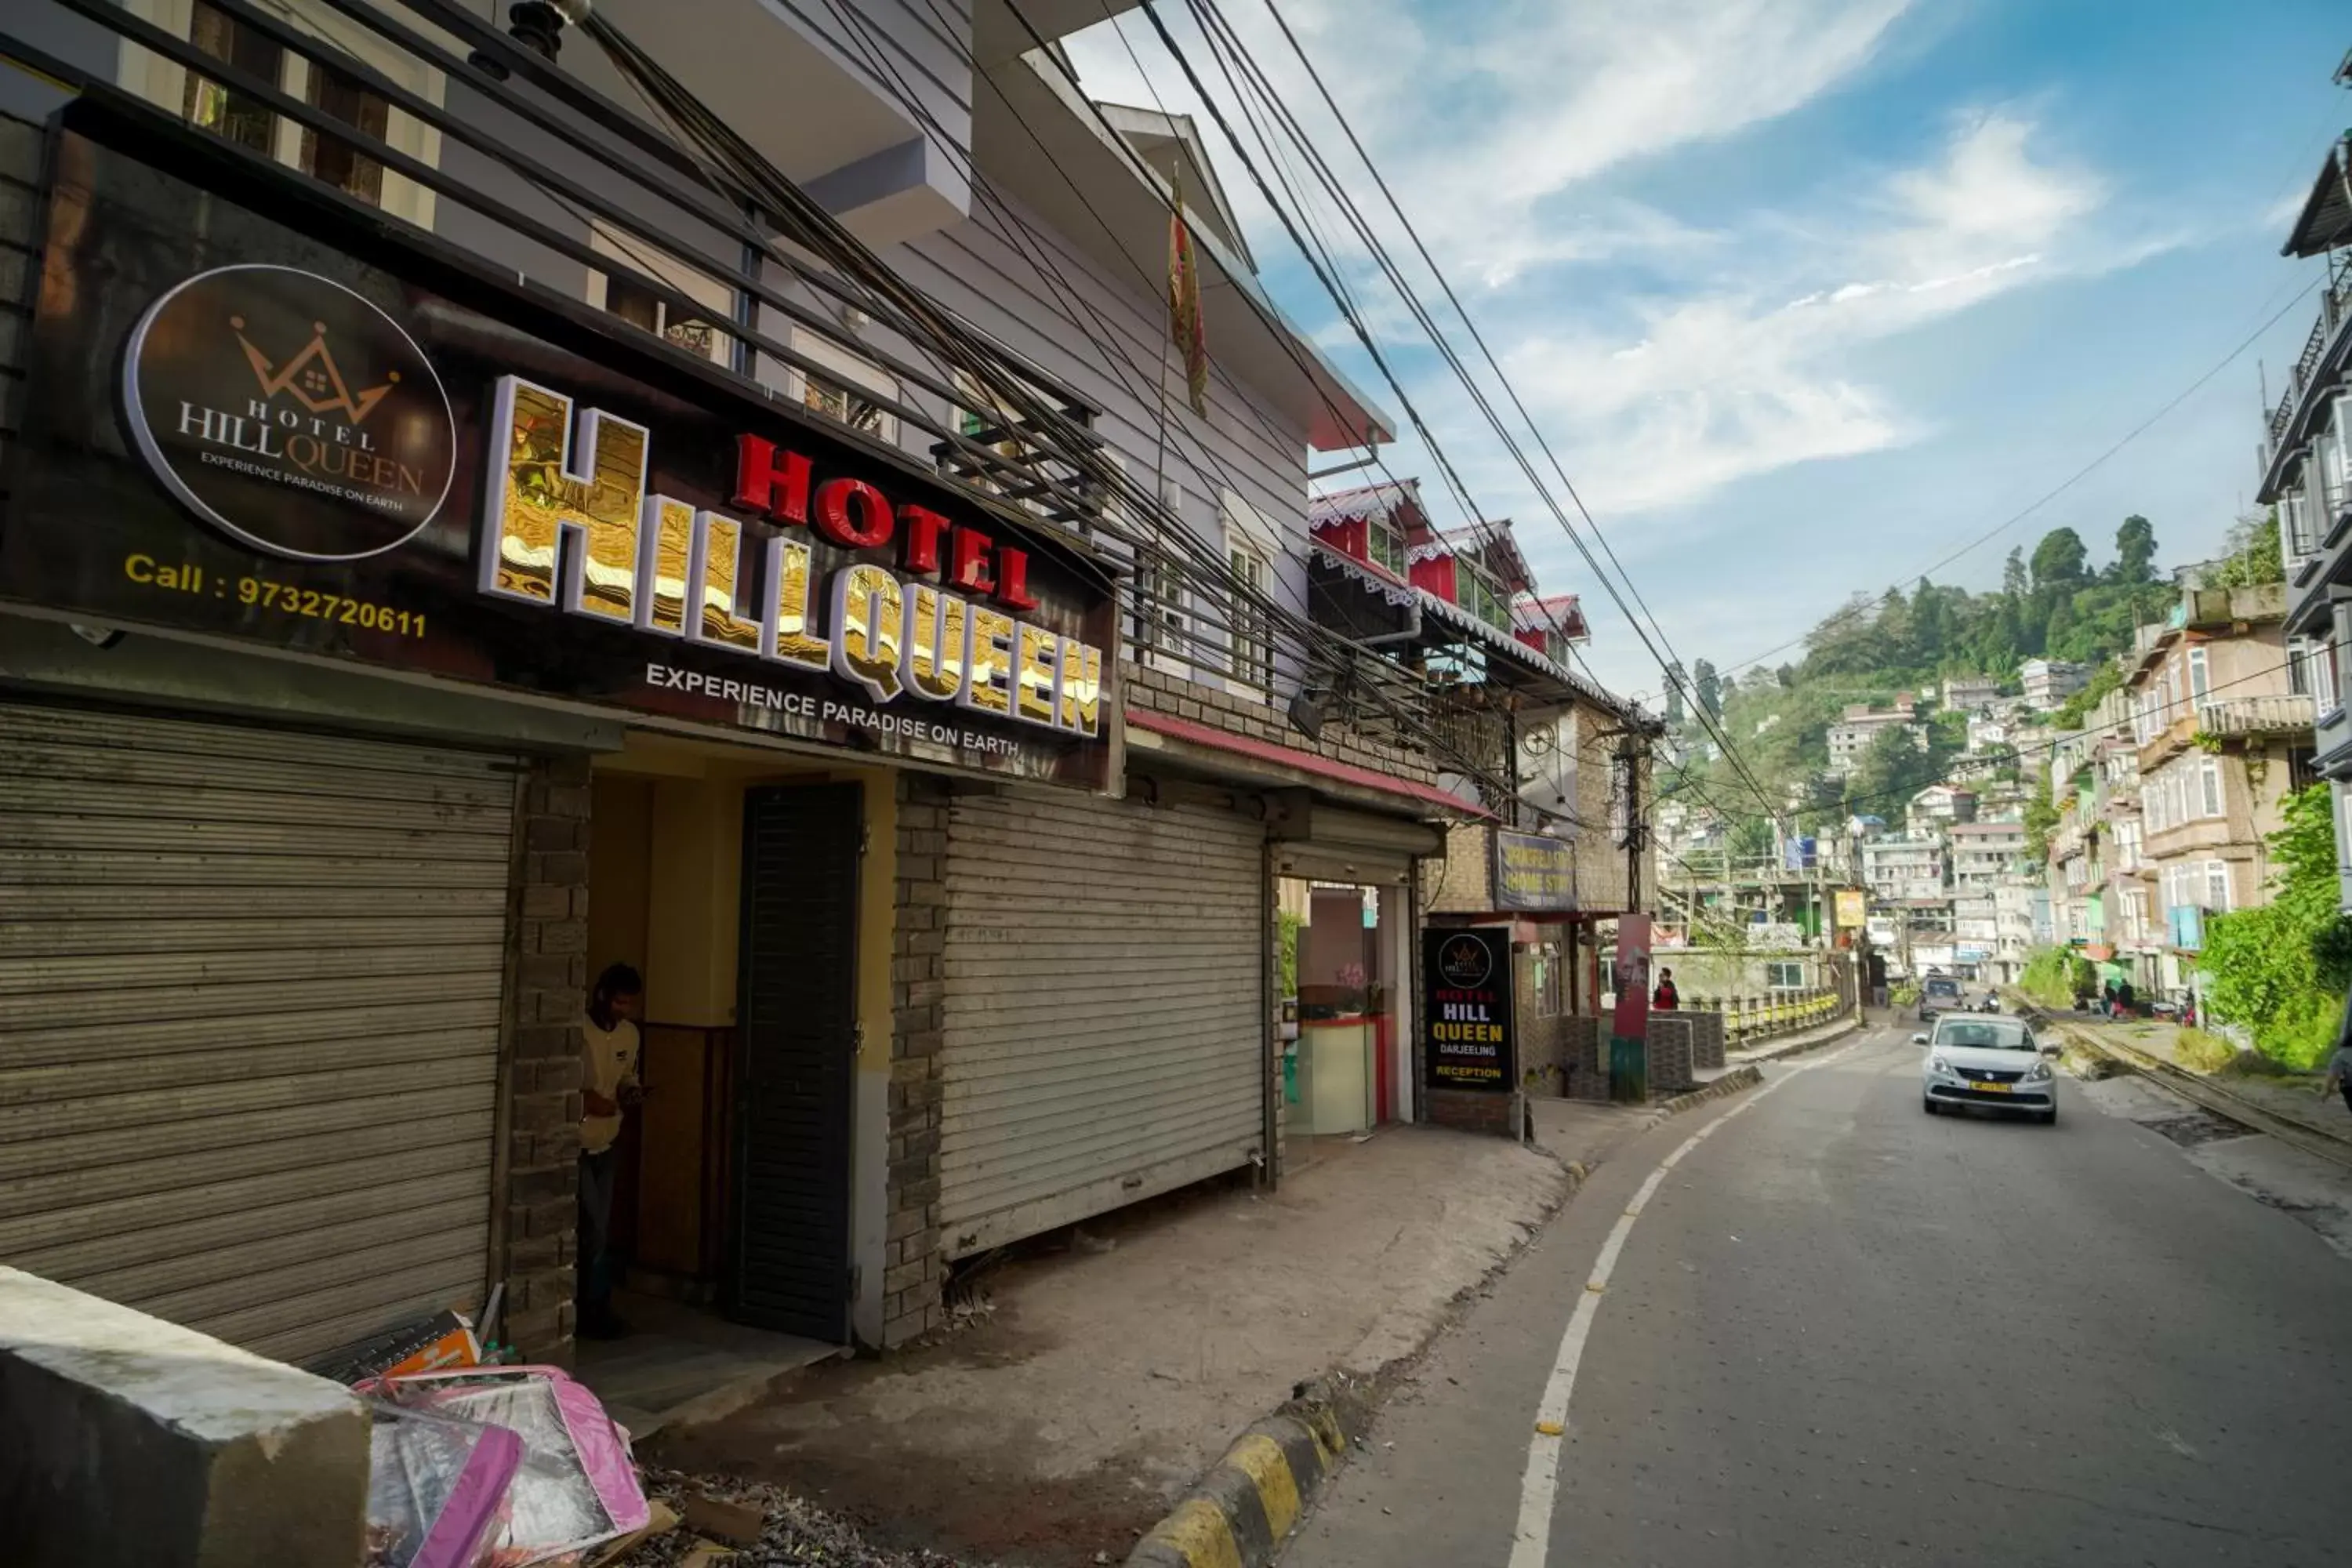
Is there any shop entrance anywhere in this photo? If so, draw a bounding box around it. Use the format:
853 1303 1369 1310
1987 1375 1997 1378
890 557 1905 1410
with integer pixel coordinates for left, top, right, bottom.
1279 877 1412 1145
580 739 873 1425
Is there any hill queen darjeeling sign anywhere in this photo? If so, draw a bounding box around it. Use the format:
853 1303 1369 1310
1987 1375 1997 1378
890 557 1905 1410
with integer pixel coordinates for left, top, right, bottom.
2 113 1116 789
1422 927 1516 1093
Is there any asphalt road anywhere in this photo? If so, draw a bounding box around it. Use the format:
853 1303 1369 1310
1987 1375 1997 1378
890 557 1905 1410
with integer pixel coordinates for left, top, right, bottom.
1286 1022 2352 1568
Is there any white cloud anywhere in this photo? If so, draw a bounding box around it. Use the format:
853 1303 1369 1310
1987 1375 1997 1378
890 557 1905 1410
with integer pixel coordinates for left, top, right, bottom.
1481 111 2122 514
1065 0 1914 287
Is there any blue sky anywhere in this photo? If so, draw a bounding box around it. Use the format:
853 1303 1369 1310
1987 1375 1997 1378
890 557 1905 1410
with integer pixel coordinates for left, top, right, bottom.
1065 0 2352 702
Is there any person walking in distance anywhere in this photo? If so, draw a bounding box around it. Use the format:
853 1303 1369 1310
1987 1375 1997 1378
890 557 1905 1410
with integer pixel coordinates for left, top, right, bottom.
1652 967 1680 1012
578 963 644 1341
2324 1033 2352 1121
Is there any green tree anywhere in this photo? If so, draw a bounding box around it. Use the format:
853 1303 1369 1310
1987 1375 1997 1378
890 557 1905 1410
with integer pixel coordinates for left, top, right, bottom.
2199 783 2352 1068
2031 527 2089 592
2002 547 2030 600
2113 515 2158 585
1664 662 1686 726
2022 786 2060 861
1852 724 1936 813
1693 659 1721 722
2206 511 2285 590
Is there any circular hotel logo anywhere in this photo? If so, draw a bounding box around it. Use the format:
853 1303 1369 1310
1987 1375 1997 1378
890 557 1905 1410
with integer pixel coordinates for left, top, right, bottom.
123 264 456 561
1439 935 1492 987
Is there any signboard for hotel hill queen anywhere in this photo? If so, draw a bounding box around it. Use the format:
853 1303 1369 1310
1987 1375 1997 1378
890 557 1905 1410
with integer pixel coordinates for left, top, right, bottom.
0 107 1118 791
1423 927 1515 1093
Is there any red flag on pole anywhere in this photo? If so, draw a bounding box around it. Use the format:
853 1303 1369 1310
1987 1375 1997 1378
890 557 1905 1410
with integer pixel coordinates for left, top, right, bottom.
1168 173 1210 419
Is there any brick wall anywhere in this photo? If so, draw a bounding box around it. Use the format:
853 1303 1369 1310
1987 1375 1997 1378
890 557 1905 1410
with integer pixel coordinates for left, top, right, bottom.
1123 662 1439 787
1658 1008 1726 1071
884 772 949 1347
1426 1087 1522 1138
499 753 593 1361
1645 1015 1695 1096
1559 1015 1606 1101
1425 822 1494 913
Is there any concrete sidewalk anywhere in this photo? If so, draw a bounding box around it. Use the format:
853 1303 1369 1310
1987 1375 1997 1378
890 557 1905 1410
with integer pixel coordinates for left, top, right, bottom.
651 1125 1574 1566
2061 1017 2347 1144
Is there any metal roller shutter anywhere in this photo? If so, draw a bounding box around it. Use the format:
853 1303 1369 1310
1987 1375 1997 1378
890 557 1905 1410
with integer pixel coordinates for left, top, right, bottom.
940 790 1265 1258
0 702 517 1365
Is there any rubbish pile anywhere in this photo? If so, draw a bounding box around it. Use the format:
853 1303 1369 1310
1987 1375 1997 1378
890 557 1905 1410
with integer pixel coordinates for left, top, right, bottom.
318 1300 652 1568
321 1305 984 1568
607 1470 978 1568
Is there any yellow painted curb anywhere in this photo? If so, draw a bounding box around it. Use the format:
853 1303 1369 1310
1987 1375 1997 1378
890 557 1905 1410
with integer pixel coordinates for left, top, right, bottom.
1149 1497 1243 1568
1227 1433 1301 1541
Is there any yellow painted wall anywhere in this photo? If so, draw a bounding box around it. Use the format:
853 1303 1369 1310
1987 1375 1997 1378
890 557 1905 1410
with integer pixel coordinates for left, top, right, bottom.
589 737 899 1299
587 774 654 993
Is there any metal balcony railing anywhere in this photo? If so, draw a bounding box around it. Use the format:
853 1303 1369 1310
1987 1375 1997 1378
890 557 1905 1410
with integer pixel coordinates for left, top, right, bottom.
2268 253 2352 448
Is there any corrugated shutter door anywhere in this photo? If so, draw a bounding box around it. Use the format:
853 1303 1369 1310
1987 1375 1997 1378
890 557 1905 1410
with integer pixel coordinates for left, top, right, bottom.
940 792 1264 1258
0 703 515 1366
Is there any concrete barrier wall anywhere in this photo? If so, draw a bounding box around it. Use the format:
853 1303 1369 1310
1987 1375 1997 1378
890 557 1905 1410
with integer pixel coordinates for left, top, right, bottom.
0 1269 368 1568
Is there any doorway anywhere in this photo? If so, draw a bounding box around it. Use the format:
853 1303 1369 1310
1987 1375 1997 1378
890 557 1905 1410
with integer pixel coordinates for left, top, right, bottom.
576 742 870 1429
729 782 859 1339
1280 878 1408 1140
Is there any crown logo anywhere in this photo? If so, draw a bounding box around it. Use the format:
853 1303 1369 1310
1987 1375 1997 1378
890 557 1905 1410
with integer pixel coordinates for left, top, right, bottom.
231 313 397 425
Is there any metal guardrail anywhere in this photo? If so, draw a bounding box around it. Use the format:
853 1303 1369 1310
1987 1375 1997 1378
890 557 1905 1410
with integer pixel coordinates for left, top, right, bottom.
2005 994 2352 1172
1688 989 1847 1045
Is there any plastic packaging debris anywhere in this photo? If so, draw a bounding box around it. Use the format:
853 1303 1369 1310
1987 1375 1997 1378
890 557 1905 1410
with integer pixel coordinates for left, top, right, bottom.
315 1309 485 1386
365 1402 522 1568
375 1365 651 1566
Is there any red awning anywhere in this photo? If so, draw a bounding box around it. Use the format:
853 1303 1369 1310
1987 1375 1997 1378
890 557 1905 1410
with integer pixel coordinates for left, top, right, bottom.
1126 708 1486 817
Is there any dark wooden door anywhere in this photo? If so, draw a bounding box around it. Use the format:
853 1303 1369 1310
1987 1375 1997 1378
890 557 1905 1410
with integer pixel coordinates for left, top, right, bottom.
727 782 858 1339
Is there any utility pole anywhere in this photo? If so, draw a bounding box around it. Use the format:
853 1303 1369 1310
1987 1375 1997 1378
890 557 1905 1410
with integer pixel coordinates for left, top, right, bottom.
1618 735 1646 913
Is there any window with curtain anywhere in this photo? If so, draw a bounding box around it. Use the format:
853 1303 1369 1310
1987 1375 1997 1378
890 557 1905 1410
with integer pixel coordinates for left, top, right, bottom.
2199 758 2223 818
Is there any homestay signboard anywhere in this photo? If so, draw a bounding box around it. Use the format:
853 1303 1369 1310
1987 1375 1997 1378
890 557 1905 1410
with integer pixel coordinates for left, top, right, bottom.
2 110 1117 790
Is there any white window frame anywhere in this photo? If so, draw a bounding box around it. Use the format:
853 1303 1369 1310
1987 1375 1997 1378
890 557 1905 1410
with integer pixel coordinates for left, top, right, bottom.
2199 757 2223 818
1131 551 1192 676
1224 542 1274 699
2283 476 2317 561
1457 558 1511 633
2187 646 2209 702
2318 407 2349 524
1366 516 1407 577
2205 861 2232 913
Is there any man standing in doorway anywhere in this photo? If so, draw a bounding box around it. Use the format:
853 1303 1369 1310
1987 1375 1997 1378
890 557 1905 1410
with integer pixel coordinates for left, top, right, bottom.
579 962 644 1341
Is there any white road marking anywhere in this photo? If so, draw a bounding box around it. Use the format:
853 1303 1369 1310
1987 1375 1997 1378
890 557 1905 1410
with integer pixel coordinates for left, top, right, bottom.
1505 1034 1873 1568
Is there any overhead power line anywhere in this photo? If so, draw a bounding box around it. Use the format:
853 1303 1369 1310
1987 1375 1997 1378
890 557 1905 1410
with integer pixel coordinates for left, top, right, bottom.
1700 277 2322 677
1129 1 1788 829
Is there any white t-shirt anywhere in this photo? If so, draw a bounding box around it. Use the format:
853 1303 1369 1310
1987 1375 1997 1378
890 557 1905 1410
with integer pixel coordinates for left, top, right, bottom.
579 1015 641 1156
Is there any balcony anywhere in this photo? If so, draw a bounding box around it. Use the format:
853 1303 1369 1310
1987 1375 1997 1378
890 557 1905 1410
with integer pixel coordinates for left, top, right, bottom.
2139 693 2315 768
2264 254 2352 459
2196 694 2317 741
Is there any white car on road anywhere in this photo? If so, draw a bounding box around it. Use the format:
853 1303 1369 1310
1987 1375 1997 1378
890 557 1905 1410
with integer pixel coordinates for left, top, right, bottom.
1915 1014 2060 1124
